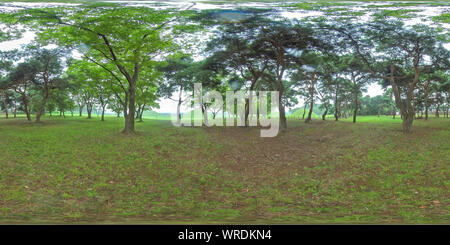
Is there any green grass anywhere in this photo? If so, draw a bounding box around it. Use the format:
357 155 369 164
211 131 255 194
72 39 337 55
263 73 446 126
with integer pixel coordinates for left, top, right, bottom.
0 114 448 224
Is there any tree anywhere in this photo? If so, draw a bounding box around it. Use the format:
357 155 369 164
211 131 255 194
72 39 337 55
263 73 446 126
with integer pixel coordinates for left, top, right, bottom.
108 100 124 118
67 60 105 120
205 17 271 126
51 90 72 117
157 54 196 125
135 68 160 122
26 47 67 122
66 73 85 117
0 87 14 119
419 71 445 120
330 77 347 121
439 74 450 118
385 88 397 119
291 51 332 123
0 54 14 118
259 19 322 130
15 3 197 133
6 62 38 121
316 79 333 120
45 98 56 117
318 56 344 121
331 19 450 133
96 83 110 121
340 54 372 123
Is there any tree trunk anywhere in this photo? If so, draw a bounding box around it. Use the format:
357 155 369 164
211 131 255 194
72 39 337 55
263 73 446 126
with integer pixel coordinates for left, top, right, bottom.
424 79 431 120
279 98 287 130
305 73 315 124
79 106 83 117
388 65 416 133
343 100 348 118
322 105 328 121
305 98 314 123
176 86 183 125
1 90 8 119
402 112 414 134
302 102 307 119
87 105 92 119
101 104 106 121
390 90 395 119
445 94 449 118
122 95 129 130
202 104 209 126
177 99 182 124
26 108 31 121
435 94 440 118
352 78 358 123
270 43 287 131
244 98 250 127
35 88 50 123
21 94 31 121
139 104 145 122
123 81 136 134
135 104 141 119
244 82 257 127
334 83 339 121
392 105 396 119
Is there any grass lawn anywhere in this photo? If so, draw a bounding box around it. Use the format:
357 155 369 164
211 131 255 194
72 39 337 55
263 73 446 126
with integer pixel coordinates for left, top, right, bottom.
0 115 448 224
